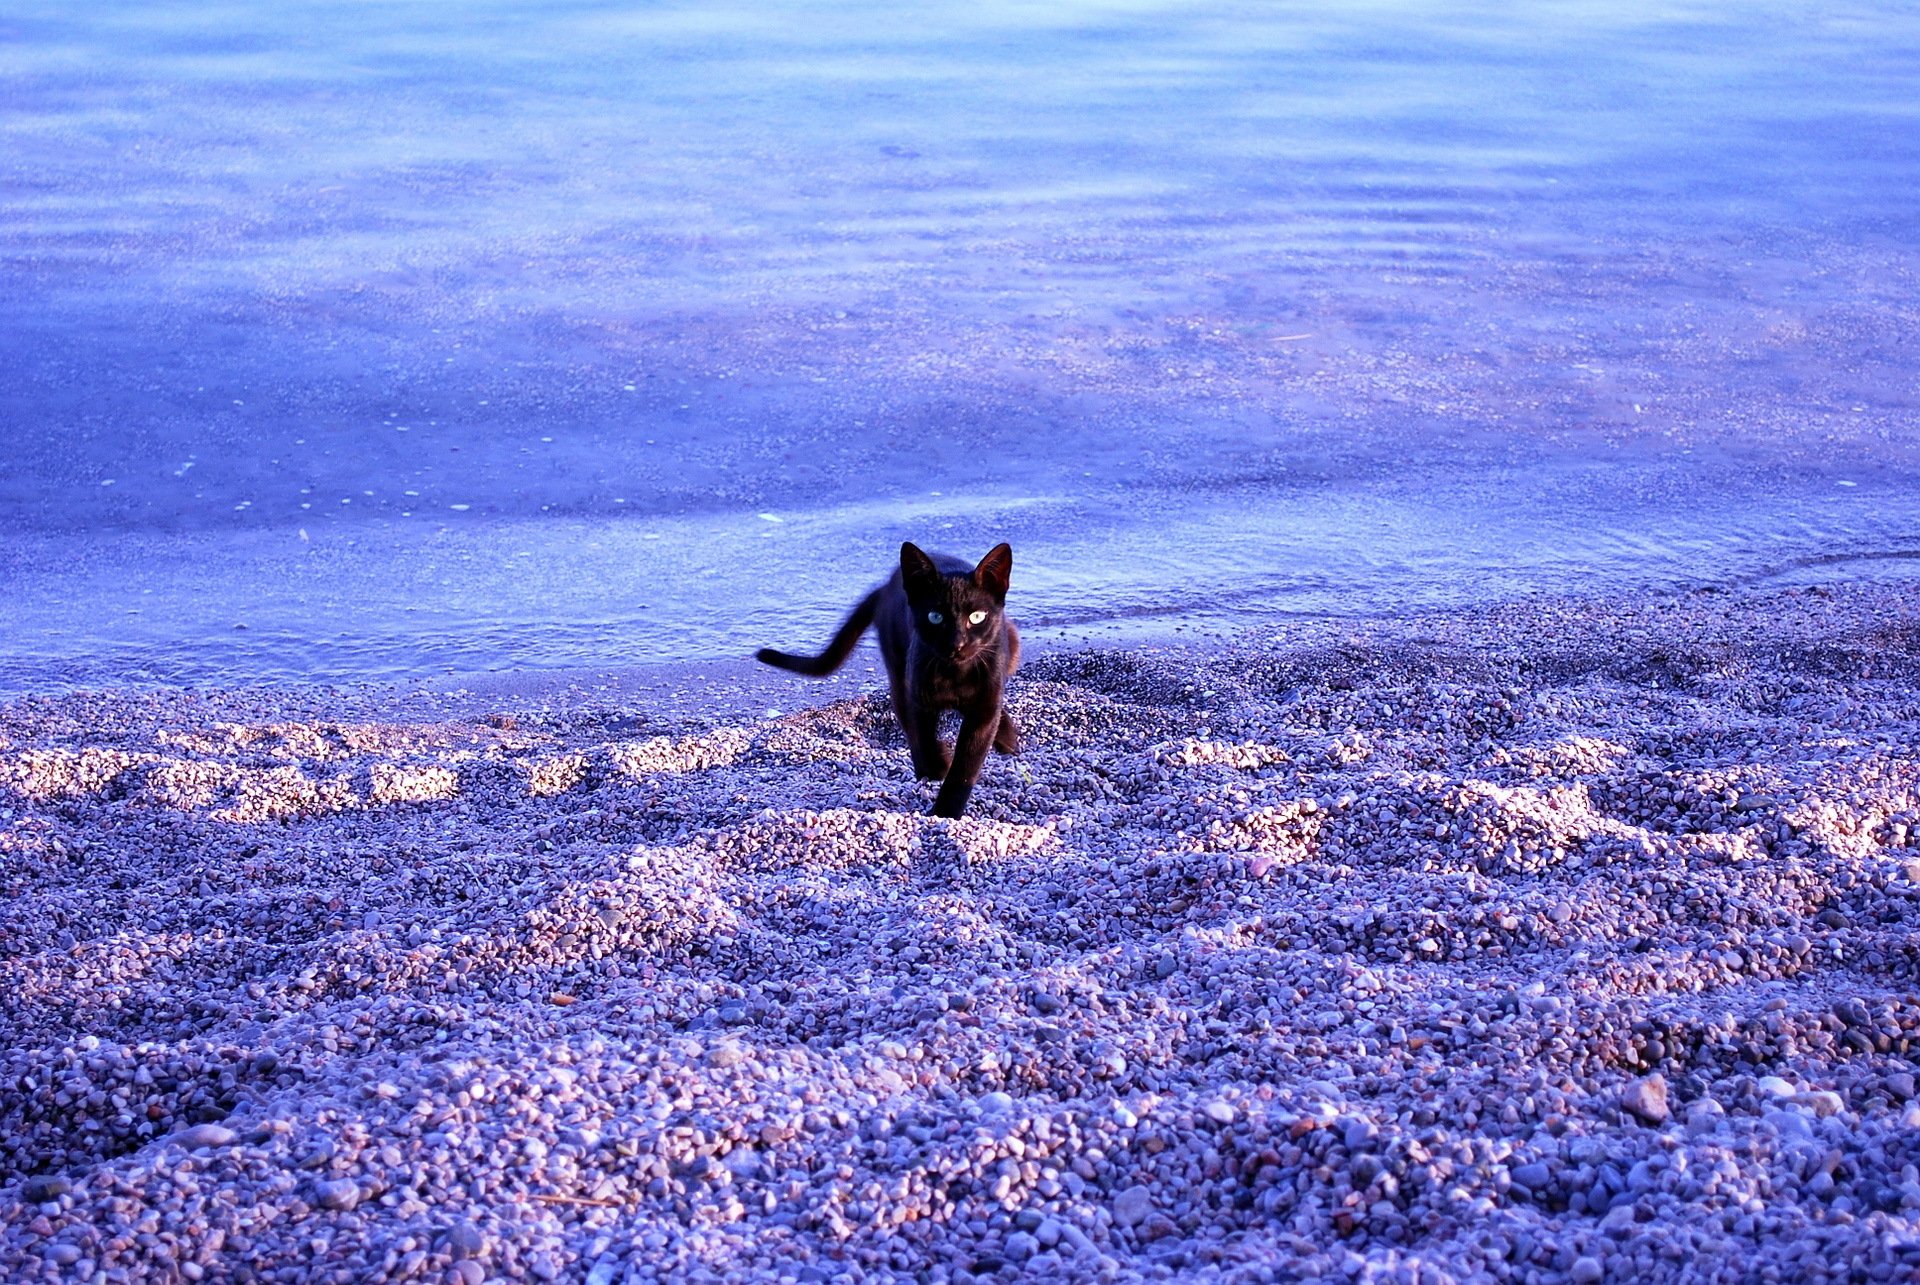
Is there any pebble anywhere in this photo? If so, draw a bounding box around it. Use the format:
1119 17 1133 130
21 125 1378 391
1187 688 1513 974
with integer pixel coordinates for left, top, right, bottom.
1766 1111 1813 1142
313 1179 361 1211
1570 1255 1604 1283
1511 1161 1553 1191
1792 1090 1846 1117
1620 1074 1670 1125
1 584 1916 1285
446 1223 487 1258
21 1176 71 1203
1113 1186 1155 1228
169 1123 237 1149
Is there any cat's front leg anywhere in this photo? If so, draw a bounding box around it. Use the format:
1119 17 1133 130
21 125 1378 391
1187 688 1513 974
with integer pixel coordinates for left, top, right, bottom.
907 704 950 780
931 713 997 818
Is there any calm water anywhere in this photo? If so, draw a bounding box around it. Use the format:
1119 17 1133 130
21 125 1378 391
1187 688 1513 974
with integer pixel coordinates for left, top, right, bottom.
4 0 1919 691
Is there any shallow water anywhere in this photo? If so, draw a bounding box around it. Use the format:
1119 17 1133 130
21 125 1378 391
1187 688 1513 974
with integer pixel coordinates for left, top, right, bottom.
4 0 1919 691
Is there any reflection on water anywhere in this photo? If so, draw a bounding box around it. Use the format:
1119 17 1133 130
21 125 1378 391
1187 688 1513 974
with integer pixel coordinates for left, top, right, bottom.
2 0 1918 690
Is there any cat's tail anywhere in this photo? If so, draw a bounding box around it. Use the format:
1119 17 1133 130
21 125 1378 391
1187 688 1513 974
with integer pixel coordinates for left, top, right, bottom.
755 590 880 677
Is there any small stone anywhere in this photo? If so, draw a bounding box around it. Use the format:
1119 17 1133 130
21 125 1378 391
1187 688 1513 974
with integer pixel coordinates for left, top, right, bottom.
1036 1218 1064 1248
47 1244 81 1268
1032 992 1064 1015
451 1262 485 1285
978 1091 1015 1116
21 1176 71 1203
1343 1120 1376 1150
446 1222 487 1259
1005 1232 1039 1261
1547 901 1574 925
1758 1076 1797 1099
171 1123 238 1150
1685 1098 1725 1134
1144 1214 1180 1241
1764 1110 1813 1142
1620 1074 1669 1124
1153 955 1178 980
1113 1185 1154 1227
314 1178 361 1211
1888 1072 1916 1101
1570 1255 1604 1283
1792 1090 1845 1117
707 1040 747 1068
1204 1100 1236 1125
1511 1161 1553 1191
595 903 623 931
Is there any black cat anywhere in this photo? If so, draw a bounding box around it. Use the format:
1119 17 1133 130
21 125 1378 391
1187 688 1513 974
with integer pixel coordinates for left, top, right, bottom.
757 542 1021 818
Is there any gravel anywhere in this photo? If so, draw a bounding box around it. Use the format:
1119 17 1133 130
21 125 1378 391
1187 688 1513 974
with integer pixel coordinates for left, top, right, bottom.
3 580 1920 1282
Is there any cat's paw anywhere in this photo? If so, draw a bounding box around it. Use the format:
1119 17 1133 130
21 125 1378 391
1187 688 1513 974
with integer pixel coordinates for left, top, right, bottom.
930 792 970 819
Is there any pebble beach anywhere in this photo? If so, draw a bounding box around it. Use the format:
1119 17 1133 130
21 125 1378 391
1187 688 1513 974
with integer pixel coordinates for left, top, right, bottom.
4 581 1920 1284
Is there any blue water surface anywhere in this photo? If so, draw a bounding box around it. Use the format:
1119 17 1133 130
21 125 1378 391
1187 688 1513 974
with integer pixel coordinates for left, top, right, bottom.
3 0 1918 690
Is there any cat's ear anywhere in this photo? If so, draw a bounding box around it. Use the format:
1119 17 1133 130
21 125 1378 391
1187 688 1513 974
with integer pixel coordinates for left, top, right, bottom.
900 542 939 589
973 543 1012 600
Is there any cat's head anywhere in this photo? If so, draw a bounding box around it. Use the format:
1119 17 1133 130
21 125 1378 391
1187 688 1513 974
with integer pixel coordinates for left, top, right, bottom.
901 541 1011 663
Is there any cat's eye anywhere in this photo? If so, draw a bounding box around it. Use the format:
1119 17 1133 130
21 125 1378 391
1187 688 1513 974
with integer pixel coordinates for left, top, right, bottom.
968 611 988 625
926 611 944 624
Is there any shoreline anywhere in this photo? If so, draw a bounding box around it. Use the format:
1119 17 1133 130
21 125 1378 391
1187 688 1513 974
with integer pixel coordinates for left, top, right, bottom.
3 580 1919 1282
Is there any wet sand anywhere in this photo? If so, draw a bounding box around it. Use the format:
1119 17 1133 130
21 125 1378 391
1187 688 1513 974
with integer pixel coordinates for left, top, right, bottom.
3 581 1920 1283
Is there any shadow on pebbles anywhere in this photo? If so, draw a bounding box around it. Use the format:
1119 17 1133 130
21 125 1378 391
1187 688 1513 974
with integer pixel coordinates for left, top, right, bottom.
3 582 1920 1284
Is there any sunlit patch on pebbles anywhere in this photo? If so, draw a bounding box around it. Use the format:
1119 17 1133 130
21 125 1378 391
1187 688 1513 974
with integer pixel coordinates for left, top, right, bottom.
518 751 593 797
1497 733 1635 778
706 809 922 875
930 816 1059 871
1155 737 1294 773
0 747 148 802
522 846 736 964
1192 798 1324 862
366 761 459 805
605 728 754 777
